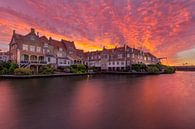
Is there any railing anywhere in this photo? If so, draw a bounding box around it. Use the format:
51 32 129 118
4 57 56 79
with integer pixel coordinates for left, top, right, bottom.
20 60 47 64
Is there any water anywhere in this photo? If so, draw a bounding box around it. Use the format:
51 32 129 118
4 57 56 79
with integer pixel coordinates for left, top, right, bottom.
0 71 195 129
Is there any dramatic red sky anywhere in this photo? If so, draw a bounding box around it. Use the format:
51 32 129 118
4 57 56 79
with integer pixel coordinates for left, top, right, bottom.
0 0 194 65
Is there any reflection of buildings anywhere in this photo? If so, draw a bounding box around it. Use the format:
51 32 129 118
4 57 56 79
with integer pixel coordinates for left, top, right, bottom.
9 28 159 71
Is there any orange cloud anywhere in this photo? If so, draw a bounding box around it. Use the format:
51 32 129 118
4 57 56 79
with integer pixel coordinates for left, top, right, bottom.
0 0 194 65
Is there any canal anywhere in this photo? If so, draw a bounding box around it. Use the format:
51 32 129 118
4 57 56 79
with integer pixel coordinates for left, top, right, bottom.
0 71 195 129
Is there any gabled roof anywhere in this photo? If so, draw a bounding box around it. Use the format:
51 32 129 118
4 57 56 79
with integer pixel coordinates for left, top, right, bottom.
49 38 64 49
39 36 48 41
61 40 76 51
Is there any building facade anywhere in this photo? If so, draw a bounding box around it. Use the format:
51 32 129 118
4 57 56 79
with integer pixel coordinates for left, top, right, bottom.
9 28 160 71
86 46 160 71
0 52 9 62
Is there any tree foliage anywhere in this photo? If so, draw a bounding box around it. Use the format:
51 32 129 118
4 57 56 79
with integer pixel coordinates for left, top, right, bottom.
40 65 54 74
0 61 18 74
70 64 87 74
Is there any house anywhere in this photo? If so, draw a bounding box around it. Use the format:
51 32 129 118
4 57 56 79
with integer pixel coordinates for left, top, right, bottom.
9 28 47 72
9 28 160 72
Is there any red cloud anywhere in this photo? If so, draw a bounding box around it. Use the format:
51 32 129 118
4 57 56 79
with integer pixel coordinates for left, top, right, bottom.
0 0 194 65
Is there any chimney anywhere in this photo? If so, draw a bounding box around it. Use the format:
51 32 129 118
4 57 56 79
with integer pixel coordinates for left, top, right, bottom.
49 37 52 40
37 32 39 37
31 28 35 33
13 30 16 35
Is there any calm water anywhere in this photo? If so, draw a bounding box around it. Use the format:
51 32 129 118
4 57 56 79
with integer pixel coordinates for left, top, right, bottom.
0 72 195 129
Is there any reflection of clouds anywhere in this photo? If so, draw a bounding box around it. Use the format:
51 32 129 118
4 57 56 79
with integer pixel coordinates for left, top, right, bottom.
68 80 105 129
0 81 18 129
0 0 194 64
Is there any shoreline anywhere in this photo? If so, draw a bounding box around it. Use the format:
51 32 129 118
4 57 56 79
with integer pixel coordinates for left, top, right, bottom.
0 71 171 79
0 73 97 79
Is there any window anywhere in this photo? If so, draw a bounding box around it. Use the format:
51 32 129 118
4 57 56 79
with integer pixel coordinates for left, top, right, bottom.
118 54 123 59
48 57 50 62
36 47 41 52
113 62 115 65
44 43 48 47
23 44 28 51
30 36 35 41
57 53 62 57
30 45 35 52
127 54 130 58
132 54 135 58
59 48 63 52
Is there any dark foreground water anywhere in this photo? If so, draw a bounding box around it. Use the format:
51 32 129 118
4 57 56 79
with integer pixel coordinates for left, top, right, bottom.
0 72 195 129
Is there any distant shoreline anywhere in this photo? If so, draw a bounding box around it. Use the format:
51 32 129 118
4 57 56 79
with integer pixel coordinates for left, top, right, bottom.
174 66 195 71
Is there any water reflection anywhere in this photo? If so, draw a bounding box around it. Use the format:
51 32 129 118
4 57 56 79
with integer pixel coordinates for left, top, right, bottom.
0 81 18 129
0 72 195 129
68 79 105 129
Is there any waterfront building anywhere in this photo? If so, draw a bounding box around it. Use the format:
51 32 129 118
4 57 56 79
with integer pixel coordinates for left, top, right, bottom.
9 28 160 71
86 46 160 71
9 28 82 72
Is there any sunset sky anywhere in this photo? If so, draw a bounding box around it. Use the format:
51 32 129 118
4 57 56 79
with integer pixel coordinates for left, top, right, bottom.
0 0 194 65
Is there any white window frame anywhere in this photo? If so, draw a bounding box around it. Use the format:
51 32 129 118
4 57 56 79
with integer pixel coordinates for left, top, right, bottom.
22 44 28 51
30 45 35 52
44 43 48 48
36 47 41 52
118 54 123 59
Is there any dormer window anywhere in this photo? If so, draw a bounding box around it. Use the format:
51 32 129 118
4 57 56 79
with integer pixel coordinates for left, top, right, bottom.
30 36 35 41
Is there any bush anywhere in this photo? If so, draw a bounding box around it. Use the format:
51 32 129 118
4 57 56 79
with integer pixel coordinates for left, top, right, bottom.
14 68 32 75
147 66 160 73
40 65 54 74
0 61 18 74
0 67 8 75
164 66 175 74
70 64 87 74
8 63 18 74
57 66 71 73
132 63 147 72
